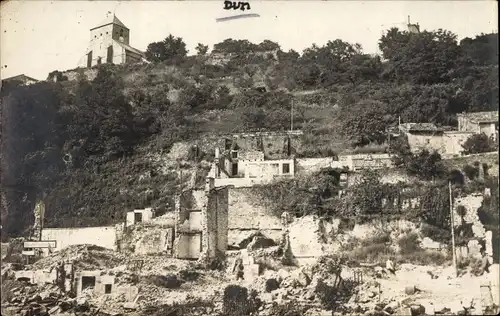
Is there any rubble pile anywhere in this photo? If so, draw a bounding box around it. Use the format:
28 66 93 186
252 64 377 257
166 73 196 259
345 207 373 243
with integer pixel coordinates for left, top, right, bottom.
1 283 98 316
32 245 126 270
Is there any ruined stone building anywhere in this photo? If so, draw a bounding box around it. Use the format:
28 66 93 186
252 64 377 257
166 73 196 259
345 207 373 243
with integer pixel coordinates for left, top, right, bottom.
399 122 475 157
457 111 499 141
398 111 499 157
81 14 145 68
209 131 303 187
174 178 228 260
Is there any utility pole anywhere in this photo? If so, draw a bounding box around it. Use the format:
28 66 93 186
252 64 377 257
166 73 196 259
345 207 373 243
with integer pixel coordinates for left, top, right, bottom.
449 181 458 277
290 99 294 132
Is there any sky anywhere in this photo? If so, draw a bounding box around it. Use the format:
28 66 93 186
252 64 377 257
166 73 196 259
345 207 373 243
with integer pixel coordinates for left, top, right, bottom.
0 0 498 80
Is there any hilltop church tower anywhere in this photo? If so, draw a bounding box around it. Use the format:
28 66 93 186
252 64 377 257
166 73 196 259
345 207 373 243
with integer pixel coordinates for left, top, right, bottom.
84 13 145 67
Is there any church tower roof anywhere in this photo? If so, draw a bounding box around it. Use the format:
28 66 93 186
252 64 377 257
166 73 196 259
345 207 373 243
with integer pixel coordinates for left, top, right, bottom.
90 14 128 31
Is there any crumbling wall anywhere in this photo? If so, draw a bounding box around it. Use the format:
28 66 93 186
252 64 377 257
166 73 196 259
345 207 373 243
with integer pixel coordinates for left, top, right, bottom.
454 193 492 259
15 269 56 285
287 215 326 265
205 187 229 257
41 226 118 252
74 270 115 296
61 68 98 82
295 157 344 175
228 188 282 246
121 225 174 255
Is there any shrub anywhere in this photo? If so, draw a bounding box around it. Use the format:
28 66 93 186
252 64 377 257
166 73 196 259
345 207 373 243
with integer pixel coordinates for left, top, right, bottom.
448 169 465 186
462 133 498 155
401 249 449 266
178 269 201 282
420 223 450 244
463 164 479 180
223 285 259 316
457 256 484 276
398 232 420 255
404 150 448 180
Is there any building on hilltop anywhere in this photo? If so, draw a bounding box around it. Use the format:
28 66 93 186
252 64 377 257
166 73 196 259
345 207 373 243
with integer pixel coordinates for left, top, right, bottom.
80 13 146 68
407 15 420 34
457 111 499 141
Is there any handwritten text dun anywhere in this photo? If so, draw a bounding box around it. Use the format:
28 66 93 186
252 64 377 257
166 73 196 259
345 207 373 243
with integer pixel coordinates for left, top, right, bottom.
224 1 251 11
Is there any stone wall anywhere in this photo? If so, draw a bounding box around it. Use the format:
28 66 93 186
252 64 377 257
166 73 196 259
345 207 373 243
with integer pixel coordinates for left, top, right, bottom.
205 187 229 257
227 187 282 246
41 226 118 252
338 154 393 171
120 224 174 255
295 157 343 175
405 131 475 157
74 270 114 296
60 68 98 82
287 216 325 265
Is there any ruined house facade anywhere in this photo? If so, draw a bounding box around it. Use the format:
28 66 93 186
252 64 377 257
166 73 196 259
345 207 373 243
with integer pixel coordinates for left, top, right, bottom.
174 178 229 260
398 111 499 157
398 122 474 157
209 131 303 187
457 111 499 141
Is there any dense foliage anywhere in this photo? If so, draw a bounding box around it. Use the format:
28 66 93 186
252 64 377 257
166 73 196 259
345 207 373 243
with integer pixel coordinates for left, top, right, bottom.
462 133 499 155
1 28 498 237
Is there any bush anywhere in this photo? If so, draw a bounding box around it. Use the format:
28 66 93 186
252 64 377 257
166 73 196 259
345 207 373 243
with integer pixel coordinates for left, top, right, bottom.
457 256 484 276
222 285 259 316
462 133 498 155
448 169 465 186
420 223 450 244
398 232 421 255
463 164 479 180
403 150 448 180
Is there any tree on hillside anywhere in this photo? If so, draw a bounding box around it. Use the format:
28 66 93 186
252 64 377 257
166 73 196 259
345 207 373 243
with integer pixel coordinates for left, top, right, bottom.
213 39 257 54
460 33 498 66
257 40 281 52
339 99 392 146
379 29 462 84
1 82 65 236
145 35 188 64
195 43 209 56
378 27 411 60
403 150 447 181
61 67 139 161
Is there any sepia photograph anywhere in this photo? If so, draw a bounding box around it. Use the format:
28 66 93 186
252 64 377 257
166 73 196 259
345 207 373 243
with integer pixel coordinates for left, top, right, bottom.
0 0 498 315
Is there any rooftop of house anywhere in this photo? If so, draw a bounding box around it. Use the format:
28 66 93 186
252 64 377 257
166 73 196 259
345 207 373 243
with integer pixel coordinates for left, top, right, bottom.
114 40 145 56
2 74 39 83
91 14 129 31
399 123 443 133
458 111 499 124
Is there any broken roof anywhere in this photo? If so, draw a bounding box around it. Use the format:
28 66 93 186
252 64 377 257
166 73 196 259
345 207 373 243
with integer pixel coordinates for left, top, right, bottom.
2 74 38 82
458 111 499 124
91 14 128 31
399 123 443 133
